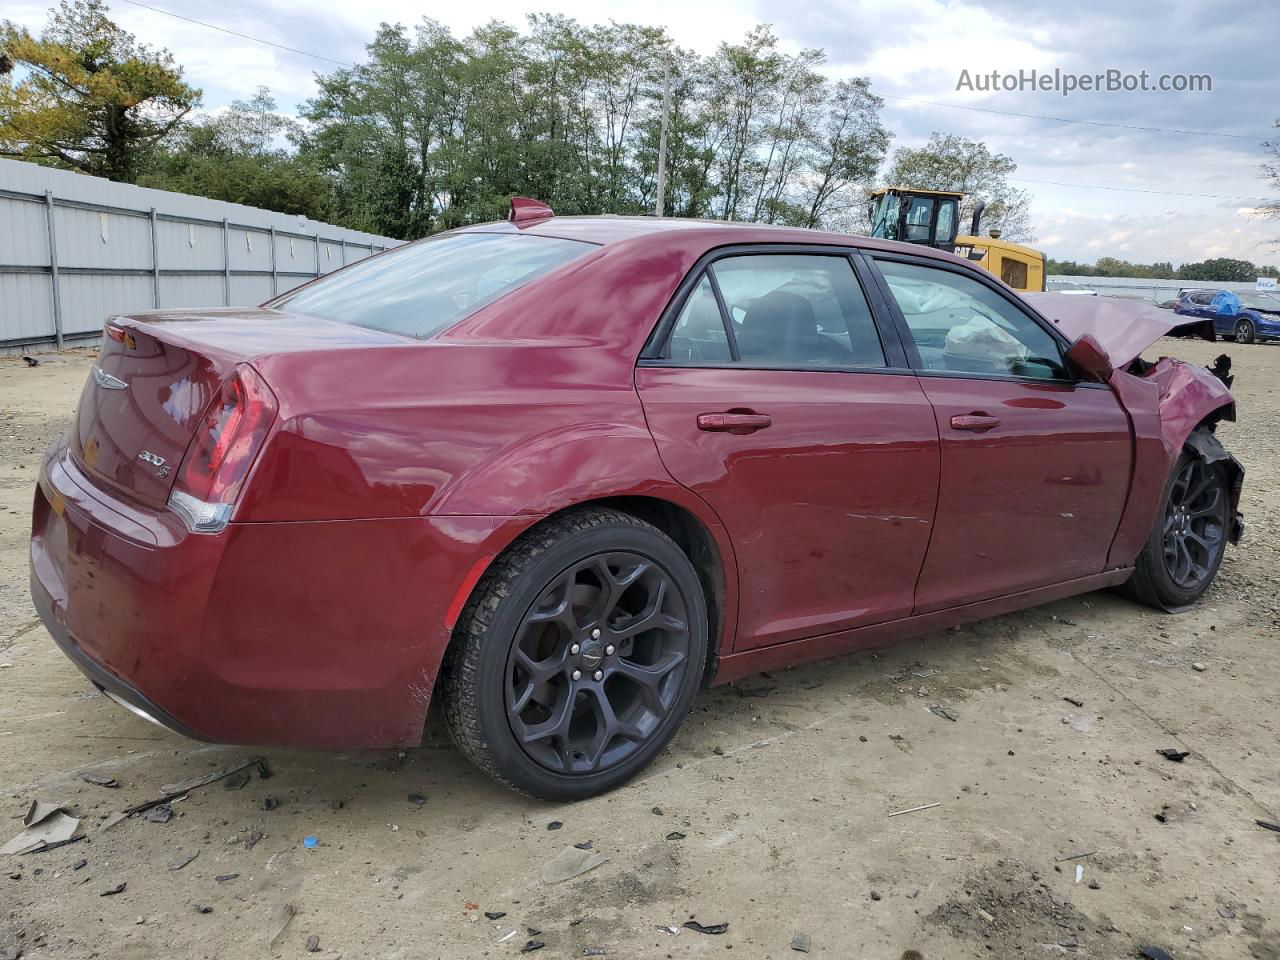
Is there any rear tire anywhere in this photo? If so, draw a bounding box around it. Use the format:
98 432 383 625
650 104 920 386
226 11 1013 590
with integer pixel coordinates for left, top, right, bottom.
1121 446 1229 611
1234 318 1256 344
440 507 708 800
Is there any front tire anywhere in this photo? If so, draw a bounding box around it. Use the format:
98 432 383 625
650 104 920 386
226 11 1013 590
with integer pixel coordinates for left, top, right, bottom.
1122 447 1229 611
440 507 708 800
1234 318 1256 344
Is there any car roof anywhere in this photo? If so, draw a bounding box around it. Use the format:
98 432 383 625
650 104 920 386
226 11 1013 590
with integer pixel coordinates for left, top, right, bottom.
455 214 967 264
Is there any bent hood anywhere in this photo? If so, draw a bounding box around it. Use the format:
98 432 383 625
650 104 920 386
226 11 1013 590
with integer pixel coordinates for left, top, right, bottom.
1021 292 1215 367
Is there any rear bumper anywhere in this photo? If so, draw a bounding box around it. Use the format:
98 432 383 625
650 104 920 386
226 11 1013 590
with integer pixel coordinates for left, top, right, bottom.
33 587 210 740
30 436 531 748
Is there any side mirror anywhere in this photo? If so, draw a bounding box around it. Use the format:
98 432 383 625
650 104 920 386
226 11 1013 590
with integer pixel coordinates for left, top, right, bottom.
1065 334 1113 382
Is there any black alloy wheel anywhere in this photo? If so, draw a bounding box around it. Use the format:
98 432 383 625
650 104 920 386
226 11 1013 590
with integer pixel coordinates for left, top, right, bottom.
441 507 708 800
1161 457 1226 591
1122 445 1230 611
505 551 691 774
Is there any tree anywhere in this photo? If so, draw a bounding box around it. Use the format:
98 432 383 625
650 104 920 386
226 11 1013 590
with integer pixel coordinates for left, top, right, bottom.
0 0 199 182
884 132 1034 242
295 18 890 238
141 88 334 219
801 78 891 229
1178 258 1259 282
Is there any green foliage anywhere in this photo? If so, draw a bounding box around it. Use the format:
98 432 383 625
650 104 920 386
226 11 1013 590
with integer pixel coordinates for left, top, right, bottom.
884 133 1034 242
297 17 891 239
0 0 200 182
140 88 333 219
1177 257 1264 282
1048 256 1279 281
1048 257 1177 278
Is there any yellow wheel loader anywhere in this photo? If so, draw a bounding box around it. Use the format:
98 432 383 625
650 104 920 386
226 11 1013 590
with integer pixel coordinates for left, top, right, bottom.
867 188 1045 292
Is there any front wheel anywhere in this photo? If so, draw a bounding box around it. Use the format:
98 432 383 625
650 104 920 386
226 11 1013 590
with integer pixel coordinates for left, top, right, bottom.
440 508 708 800
1122 449 1229 611
1234 318 1256 344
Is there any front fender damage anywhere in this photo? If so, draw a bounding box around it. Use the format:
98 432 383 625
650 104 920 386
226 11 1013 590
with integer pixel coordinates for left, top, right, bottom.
1184 427 1245 545
1141 355 1244 545
1106 352 1245 568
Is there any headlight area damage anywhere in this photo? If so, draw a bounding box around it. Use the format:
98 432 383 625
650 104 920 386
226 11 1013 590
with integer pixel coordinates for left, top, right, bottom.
1025 293 1245 551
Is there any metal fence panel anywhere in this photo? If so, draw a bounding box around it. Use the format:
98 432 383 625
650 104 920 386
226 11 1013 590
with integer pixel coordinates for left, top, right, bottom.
0 194 50 266
0 157 400 350
230 274 274 305
54 204 152 270
60 273 154 336
155 218 224 272
159 274 223 309
0 273 55 343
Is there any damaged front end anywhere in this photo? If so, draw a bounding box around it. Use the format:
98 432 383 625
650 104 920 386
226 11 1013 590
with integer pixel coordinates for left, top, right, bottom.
1026 293 1246 559
1126 352 1245 546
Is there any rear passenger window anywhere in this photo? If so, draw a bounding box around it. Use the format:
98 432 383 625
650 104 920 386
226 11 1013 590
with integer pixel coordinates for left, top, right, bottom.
668 275 732 362
707 254 885 368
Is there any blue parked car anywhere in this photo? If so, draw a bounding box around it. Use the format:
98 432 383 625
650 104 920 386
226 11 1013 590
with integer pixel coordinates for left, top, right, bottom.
1174 288 1280 344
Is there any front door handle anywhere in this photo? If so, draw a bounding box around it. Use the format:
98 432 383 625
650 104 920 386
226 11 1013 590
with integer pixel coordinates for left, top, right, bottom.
697 412 773 433
950 413 1000 432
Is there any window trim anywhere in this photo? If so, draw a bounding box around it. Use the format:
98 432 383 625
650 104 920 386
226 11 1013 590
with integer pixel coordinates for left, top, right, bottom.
639 243 909 373
864 251 1103 388
704 267 742 361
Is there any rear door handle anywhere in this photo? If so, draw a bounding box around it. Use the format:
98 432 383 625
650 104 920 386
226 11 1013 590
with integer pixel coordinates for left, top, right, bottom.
950 413 1000 432
697 412 773 433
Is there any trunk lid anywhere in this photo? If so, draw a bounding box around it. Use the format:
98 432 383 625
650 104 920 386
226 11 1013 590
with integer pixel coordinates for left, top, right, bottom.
71 308 410 509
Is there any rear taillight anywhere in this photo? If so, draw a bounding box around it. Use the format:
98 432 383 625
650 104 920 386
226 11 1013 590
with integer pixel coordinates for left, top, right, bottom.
104 321 136 349
168 364 277 533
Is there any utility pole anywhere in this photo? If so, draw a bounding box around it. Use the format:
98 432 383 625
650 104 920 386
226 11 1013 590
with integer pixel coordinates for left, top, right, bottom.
654 61 671 218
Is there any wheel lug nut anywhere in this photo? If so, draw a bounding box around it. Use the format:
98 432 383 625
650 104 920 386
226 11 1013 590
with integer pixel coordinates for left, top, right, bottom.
591 628 601 639
592 670 603 681
605 644 615 656
570 643 580 655
571 669 581 681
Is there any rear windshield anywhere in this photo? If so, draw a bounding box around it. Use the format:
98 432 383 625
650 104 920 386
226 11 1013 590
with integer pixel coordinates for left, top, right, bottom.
271 232 595 338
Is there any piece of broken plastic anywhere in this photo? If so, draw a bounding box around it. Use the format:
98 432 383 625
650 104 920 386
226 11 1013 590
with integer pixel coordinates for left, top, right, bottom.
1 800 81 856
541 845 607 884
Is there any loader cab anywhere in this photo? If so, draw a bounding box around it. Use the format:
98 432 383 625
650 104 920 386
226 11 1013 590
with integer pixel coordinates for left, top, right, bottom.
868 187 1046 292
868 188 962 252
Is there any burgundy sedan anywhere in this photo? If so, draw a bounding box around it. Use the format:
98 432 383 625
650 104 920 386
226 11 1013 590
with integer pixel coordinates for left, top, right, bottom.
30 201 1243 799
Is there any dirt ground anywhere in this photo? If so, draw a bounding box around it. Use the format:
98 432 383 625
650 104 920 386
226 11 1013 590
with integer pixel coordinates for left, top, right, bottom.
1 338 1278 960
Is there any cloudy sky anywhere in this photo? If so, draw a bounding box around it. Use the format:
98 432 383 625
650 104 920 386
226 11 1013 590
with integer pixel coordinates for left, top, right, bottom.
8 0 1278 266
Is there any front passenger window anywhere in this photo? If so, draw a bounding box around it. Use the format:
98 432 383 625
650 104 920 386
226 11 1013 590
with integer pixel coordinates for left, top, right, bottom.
877 259 1068 380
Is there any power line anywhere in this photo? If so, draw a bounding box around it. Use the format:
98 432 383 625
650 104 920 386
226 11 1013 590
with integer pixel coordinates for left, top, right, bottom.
117 0 354 68
879 93 1265 143
1009 176 1274 203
